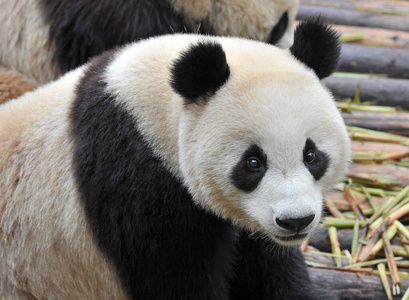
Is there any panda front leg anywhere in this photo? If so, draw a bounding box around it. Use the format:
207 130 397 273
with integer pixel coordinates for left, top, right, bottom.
229 230 338 300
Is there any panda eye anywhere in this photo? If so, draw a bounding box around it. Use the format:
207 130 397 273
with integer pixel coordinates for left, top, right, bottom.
247 157 261 169
232 144 267 192
304 150 316 164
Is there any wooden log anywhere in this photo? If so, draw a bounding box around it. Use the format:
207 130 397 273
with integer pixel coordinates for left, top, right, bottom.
324 77 409 108
331 24 409 49
338 44 409 79
341 111 409 136
309 228 406 253
293 22 409 49
351 141 409 153
309 268 409 299
300 0 409 15
297 4 409 31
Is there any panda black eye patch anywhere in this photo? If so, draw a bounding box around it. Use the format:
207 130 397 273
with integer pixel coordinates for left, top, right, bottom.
303 138 329 181
231 144 267 193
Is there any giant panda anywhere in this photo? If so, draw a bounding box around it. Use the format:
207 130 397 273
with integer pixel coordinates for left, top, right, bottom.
0 0 298 86
0 18 349 299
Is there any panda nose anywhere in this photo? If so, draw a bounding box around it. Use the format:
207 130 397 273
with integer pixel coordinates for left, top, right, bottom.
276 214 315 232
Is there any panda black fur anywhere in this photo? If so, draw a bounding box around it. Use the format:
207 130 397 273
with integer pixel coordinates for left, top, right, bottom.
0 19 349 299
0 0 298 85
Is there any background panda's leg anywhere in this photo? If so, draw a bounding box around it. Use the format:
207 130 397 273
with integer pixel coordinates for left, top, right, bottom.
230 231 338 300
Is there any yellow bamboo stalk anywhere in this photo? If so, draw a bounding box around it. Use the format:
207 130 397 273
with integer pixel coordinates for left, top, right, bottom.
403 286 409 300
322 218 365 228
337 103 398 112
339 32 364 43
344 249 353 265
395 220 409 240
373 270 409 279
377 263 392 300
350 132 408 144
346 257 403 269
391 245 409 257
328 227 342 267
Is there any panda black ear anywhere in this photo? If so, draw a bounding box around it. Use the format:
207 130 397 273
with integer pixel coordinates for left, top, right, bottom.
290 17 341 79
170 41 230 103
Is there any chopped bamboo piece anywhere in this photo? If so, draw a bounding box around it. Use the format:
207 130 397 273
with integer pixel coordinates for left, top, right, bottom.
387 203 409 225
382 150 409 161
344 249 353 265
367 186 409 225
337 102 399 112
344 185 366 220
322 217 365 228
377 263 392 300
346 257 404 269
347 173 401 188
368 217 385 236
310 264 373 274
372 270 409 279
325 198 345 219
354 185 386 197
391 245 409 257
347 126 409 145
358 220 388 262
328 227 342 267
388 197 409 216
351 220 359 258
352 243 363 265
339 32 364 43
383 230 401 295
350 132 409 144
398 233 409 257
353 84 360 104
370 224 398 258
396 261 409 268
352 186 386 197
304 250 346 259
403 286 409 300
395 220 409 240
361 185 377 212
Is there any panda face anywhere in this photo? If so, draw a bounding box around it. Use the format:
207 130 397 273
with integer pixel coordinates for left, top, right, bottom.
175 36 349 246
179 73 349 245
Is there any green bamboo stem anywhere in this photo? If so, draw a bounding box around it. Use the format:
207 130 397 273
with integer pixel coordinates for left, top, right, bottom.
395 220 409 240
351 220 359 258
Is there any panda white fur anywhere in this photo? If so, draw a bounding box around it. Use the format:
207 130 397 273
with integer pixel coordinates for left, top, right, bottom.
0 19 349 299
0 0 298 85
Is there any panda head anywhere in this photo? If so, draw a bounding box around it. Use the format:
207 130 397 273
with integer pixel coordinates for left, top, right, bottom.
171 18 349 246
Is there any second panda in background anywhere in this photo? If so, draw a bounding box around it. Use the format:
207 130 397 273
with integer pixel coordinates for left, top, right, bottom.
0 0 298 85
